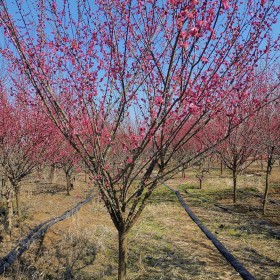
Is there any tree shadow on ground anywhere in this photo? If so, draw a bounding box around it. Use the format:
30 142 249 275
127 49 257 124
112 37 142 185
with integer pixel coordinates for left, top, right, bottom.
127 233 237 280
31 182 67 195
3 232 98 280
237 247 280 280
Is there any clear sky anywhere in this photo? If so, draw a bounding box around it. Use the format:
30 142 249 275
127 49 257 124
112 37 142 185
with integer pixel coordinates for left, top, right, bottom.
0 0 279 70
1 1 279 44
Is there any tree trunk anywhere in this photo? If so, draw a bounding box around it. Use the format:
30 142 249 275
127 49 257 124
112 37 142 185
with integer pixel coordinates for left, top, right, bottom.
66 171 72 196
6 189 13 237
220 160 223 176
182 168 185 178
199 178 202 189
1 177 5 203
233 169 237 203
263 168 269 216
15 184 21 219
118 229 128 280
263 154 273 215
260 159 263 171
49 164 56 183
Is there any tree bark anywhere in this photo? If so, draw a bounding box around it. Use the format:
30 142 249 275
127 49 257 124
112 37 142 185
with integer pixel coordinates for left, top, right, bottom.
199 178 202 189
6 189 13 237
36 165 41 180
1 177 5 204
14 183 21 218
182 167 185 178
66 171 72 196
263 153 273 215
85 171 87 182
233 169 237 203
49 164 56 183
263 168 269 216
118 229 128 280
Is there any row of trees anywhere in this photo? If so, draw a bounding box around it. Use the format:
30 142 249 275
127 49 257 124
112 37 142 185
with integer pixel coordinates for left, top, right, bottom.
216 100 280 214
0 70 279 274
0 0 279 279
176 93 280 212
0 90 79 236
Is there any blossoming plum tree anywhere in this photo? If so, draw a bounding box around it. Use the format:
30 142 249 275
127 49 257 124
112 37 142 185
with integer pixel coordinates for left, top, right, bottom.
215 117 262 203
0 0 279 278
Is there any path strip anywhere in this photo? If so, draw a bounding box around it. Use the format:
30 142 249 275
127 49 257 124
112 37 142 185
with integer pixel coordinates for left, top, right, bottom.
0 190 94 274
162 182 256 280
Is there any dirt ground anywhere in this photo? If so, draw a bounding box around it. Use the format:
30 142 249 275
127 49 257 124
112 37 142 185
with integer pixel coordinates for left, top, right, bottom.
0 164 279 279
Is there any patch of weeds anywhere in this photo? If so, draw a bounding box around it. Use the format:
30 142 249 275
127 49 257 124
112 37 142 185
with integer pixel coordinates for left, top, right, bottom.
211 189 233 199
270 183 280 191
140 216 168 237
178 184 198 191
228 228 242 237
187 198 204 207
19 205 30 222
243 187 258 193
94 225 113 237
149 188 178 205
188 192 214 205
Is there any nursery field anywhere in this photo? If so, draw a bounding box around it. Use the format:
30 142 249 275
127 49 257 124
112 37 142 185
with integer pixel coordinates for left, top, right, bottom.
1 1 280 280
0 165 279 280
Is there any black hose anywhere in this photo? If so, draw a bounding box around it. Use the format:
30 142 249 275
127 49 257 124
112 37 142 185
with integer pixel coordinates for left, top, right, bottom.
0 190 94 274
162 182 256 280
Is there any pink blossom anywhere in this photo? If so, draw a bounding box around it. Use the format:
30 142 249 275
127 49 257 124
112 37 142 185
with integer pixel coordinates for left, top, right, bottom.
190 27 199 37
51 1 57 10
154 96 164 105
201 56 208 63
168 0 182 5
181 42 189 49
222 0 230 10
48 41 54 48
71 41 79 51
71 57 76 65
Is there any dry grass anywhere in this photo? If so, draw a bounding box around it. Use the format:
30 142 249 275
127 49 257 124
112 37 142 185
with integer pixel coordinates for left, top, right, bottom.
0 163 279 279
176 164 280 280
